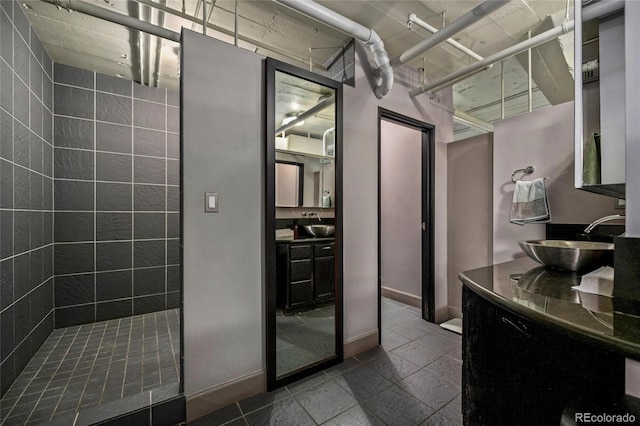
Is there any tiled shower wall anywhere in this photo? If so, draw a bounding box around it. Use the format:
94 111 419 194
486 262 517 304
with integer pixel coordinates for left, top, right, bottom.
0 1 55 396
52 64 180 328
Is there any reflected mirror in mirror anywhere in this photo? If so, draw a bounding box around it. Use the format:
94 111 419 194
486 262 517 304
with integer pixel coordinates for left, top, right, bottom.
273 68 338 380
275 72 336 208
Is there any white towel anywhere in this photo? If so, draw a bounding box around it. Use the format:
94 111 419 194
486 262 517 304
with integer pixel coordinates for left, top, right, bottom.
510 178 551 225
571 266 614 298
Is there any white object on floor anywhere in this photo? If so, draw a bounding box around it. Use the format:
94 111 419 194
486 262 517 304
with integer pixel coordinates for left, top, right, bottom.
571 266 614 297
440 318 462 335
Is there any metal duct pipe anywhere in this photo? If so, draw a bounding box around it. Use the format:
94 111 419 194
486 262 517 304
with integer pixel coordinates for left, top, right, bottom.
411 0 624 96
274 0 393 99
407 13 484 62
454 109 493 133
275 94 336 134
44 0 181 42
391 0 512 68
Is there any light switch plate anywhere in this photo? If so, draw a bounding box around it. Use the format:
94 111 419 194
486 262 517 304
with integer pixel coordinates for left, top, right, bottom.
205 192 218 212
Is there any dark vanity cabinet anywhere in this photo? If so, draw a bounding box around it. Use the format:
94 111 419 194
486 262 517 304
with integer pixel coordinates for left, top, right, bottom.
462 286 626 425
277 239 335 311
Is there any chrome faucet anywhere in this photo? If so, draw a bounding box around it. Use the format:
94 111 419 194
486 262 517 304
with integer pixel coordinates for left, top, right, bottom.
583 214 625 234
302 212 322 222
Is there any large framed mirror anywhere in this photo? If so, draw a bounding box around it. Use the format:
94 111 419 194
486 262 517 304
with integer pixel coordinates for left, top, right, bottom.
574 0 626 199
266 58 343 390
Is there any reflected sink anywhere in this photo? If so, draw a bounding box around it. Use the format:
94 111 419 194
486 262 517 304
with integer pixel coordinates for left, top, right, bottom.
302 225 335 238
518 240 614 274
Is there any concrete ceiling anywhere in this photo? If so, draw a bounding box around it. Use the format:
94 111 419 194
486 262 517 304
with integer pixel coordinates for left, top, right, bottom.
22 0 574 140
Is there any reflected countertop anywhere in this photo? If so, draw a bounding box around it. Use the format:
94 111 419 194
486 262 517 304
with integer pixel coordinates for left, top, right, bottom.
460 257 640 361
276 237 335 243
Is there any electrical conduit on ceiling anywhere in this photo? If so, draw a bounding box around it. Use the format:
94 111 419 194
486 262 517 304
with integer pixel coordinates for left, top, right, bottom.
411 0 625 96
390 0 513 68
406 13 484 62
274 0 393 99
44 0 181 43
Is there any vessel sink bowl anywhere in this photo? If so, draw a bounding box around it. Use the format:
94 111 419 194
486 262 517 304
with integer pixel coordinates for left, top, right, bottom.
302 224 335 238
518 240 614 273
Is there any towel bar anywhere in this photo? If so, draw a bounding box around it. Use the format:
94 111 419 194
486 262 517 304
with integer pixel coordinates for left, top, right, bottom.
511 166 535 182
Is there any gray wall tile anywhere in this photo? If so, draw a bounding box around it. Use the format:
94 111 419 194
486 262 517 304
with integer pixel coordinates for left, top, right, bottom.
54 63 94 89
96 73 131 97
96 122 131 153
54 117 94 149
134 100 165 130
54 180 93 211
96 270 131 301
96 182 132 211
54 148 94 180
0 0 54 398
54 274 95 307
54 212 94 243
134 213 165 239
134 156 165 184
96 152 132 182
96 213 132 241
54 85 94 119
96 92 131 125
96 241 132 271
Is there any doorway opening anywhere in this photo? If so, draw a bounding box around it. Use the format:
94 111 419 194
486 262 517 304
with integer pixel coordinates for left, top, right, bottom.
378 108 435 343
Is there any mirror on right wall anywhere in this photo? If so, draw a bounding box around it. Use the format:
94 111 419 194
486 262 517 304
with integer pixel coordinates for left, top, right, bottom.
574 0 626 199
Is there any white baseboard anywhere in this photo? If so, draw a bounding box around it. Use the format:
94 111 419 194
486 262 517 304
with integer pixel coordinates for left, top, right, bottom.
381 286 421 308
344 330 379 358
186 370 265 422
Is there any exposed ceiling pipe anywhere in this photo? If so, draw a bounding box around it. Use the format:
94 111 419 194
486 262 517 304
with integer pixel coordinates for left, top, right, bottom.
391 0 512 68
44 0 181 43
454 109 493 133
407 13 484 62
275 94 335 134
274 0 393 99
411 0 624 96
135 0 318 70
152 0 167 87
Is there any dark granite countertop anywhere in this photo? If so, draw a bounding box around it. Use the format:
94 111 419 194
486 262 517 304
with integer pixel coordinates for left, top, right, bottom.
276 237 335 243
460 257 640 361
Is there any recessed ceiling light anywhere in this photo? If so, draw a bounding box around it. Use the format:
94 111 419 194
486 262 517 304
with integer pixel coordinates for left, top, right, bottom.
22 3 33 10
116 74 124 78
117 62 129 67
120 54 128 59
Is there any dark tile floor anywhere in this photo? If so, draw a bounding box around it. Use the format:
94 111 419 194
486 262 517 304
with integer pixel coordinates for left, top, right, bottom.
276 303 336 377
192 298 462 425
0 309 181 425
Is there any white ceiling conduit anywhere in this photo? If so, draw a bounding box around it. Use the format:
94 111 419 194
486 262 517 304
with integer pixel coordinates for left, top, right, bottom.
406 13 484 62
454 109 494 133
390 0 512 68
411 0 625 96
43 0 181 43
274 0 393 99
275 94 336 134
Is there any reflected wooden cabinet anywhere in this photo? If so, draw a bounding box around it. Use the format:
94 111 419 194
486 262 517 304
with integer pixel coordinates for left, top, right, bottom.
276 240 335 311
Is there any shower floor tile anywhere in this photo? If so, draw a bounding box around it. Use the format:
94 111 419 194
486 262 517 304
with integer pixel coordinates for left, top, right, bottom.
0 309 181 425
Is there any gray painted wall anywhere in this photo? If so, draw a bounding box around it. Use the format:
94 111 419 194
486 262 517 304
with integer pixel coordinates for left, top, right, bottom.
446 133 493 318
343 45 453 334
492 101 618 263
181 31 265 397
181 31 454 402
380 120 422 299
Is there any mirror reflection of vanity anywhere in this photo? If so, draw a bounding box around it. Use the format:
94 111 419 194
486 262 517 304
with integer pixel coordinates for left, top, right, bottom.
575 1 626 199
266 59 343 390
